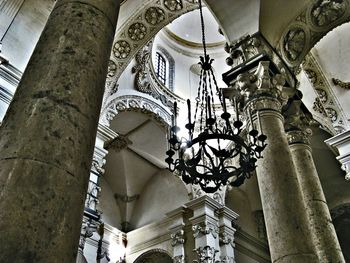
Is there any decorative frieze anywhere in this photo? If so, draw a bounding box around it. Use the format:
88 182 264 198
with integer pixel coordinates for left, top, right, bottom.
277 0 350 67
103 0 198 100
101 95 172 128
302 53 348 133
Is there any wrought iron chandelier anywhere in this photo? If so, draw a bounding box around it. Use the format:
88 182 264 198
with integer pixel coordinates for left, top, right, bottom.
165 0 267 193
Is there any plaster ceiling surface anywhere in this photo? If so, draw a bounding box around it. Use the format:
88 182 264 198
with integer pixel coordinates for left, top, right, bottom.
104 111 167 196
205 0 260 42
260 0 312 45
166 7 225 45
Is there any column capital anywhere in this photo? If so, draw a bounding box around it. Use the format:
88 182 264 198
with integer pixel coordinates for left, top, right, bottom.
283 97 314 145
224 60 296 114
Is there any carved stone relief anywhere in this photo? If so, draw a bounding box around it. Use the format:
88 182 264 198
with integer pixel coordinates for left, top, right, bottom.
277 0 350 67
128 22 148 41
145 7 166 25
332 78 350 89
170 229 186 246
164 0 183 11
302 53 348 133
283 28 307 62
193 222 219 239
193 246 218 263
311 0 347 27
102 0 198 106
131 40 179 109
113 40 132 59
101 95 172 129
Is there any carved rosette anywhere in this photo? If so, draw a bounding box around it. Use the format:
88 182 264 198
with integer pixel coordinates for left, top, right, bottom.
128 22 147 41
113 40 131 59
164 0 183 11
193 222 219 239
171 229 186 247
194 246 218 263
145 6 166 25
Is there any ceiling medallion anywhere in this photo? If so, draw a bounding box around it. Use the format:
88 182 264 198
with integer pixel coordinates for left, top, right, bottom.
165 0 267 193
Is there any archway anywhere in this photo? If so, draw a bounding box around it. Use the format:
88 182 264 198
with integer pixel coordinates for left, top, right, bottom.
134 249 172 263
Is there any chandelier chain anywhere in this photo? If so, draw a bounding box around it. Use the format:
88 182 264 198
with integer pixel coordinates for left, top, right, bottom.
198 0 207 58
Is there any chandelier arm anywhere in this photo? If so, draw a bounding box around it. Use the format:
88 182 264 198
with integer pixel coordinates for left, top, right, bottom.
202 143 217 169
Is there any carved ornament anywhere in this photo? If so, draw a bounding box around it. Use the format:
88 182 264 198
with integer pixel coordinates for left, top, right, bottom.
193 246 218 263
219 232 235 247
105 135 132 152
171 230 186 246
283 28 306 62
193 222 219 239
332 78 350 90
101 95 172 129
173 255 185 263
311 0 347 27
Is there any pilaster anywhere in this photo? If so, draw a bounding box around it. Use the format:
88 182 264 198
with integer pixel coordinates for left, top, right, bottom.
186 196 221 263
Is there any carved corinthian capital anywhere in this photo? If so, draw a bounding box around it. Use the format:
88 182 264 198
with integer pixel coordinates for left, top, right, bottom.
232 61 296 114
171 229 186 247
283 96 314 145
194 246 218 263
193 222 219 239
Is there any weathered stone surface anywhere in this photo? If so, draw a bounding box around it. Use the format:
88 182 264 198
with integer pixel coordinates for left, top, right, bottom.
0 0 119 262
289 141 345 263
250 107 318 263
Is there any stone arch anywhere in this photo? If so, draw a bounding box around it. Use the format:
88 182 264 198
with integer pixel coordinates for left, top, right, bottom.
101 95 172 128
134 248 172 263
277 0 350 68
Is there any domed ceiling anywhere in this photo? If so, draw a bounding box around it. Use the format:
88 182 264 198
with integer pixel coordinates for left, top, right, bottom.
165 7 225 46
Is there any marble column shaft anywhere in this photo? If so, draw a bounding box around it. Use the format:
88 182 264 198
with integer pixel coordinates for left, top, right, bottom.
288 131 345 262
249 106 318 263
0 1 119 262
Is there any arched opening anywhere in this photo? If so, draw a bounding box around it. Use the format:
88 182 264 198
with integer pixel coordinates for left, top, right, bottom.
133 249 172 263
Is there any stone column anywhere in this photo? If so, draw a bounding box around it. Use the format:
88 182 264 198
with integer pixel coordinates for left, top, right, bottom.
239 61 318 262
284 102 345 262
0 0 119 262
167 207 187 263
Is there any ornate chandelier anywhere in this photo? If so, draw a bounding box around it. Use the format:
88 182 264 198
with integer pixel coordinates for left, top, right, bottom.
165 0 267 193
